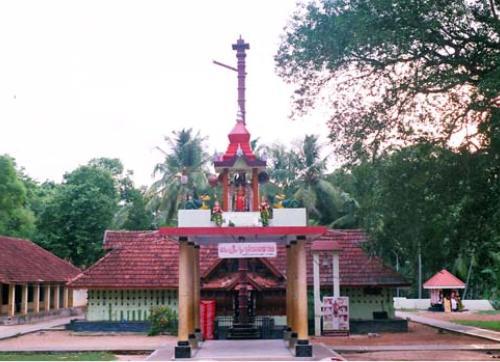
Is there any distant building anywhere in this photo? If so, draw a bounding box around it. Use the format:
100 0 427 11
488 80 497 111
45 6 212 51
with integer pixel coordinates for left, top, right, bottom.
69 229 408 324
0 236 81 323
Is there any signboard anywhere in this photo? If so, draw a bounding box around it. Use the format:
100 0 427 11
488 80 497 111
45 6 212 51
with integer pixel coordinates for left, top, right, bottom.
322 296 349 333
218 242 277 258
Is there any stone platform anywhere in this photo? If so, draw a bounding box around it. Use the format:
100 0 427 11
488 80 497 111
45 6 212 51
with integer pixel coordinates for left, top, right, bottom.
147 339 343 361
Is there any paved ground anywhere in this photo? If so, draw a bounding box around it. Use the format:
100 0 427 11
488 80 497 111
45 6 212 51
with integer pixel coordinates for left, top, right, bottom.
147 340 344 361
410 310 500 322
397 311 500 342
341 350 500 361
0 330 174 352
0 316 80 340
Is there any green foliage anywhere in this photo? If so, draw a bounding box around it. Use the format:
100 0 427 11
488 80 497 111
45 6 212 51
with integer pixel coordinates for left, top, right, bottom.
276 0 500 163
148 305 178 336
453 320 500 332
264 136 359 227
148 129 209 225
0 155 36 238
37 163 118 267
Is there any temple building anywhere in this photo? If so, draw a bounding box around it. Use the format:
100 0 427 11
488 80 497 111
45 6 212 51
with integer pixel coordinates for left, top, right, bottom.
0 236 81 323
69 37 408 358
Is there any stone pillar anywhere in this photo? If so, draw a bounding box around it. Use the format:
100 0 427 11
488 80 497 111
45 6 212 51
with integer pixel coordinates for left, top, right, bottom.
8 284 15 317
33 284 40 313
44 285 51 312
332 252 340 297
313 252 321 336
63 287 69 309
193 245 201 340
21 284 28 315
68 288 74 308
175 239 192 358
289 242 297 333
295 237 312 357
54 285 60 310
251 168 259 211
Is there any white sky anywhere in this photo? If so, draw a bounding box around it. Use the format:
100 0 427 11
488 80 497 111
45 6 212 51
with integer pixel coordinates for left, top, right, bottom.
0 0 331 187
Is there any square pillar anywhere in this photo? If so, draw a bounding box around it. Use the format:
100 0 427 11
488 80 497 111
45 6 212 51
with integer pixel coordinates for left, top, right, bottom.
332 252 340 297
68 288 74 308
54 285 60 310
7 284 15 317
21 284 28 315
193 245 201 341
63 287 69 308
313 252 321 336
176 239 192 358
285 244 294 338
44 285 51 312
33 284 40 313
295 237 312 357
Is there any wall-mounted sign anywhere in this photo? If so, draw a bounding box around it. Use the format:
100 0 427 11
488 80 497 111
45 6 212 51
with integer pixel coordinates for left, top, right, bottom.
218 242 277 258
322 296 349 333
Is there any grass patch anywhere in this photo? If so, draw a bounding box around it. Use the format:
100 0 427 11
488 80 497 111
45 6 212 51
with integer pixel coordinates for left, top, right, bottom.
0 352 116 361
478 310 500 315
454 320 500 331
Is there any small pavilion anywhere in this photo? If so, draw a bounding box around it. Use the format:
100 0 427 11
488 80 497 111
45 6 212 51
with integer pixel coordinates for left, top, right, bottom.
0 236 80 322
423 269 465 311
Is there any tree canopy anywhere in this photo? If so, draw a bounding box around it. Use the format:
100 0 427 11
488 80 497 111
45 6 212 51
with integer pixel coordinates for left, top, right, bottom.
276 0 500 162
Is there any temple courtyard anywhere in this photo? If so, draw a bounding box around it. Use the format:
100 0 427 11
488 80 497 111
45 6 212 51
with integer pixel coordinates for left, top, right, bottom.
0 320 499 361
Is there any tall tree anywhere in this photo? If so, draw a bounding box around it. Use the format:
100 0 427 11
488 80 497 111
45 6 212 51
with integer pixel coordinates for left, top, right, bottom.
276 0 500 162
37 163 118 267
0 155 36 238
148 129 209 225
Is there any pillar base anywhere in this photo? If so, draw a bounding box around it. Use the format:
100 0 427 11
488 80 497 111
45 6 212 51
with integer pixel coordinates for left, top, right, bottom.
195 328 203 342
175 341 191 359
288 332 297 349
283 327 292 340
295 339 313 357
189 333 198 349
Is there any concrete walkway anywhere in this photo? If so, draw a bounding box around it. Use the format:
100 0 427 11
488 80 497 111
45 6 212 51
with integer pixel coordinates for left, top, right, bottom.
147 340 344 361
330 343 500 352
396 311 500 343
0 316 80 340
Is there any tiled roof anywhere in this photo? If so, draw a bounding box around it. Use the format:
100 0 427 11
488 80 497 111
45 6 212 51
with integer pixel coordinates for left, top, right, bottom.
423 269 465 289
70 232 179 289
0 236 80 284
69 229 408 289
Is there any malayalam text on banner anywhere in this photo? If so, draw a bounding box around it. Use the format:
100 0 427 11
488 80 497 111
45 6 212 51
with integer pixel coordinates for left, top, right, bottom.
218 242 277 258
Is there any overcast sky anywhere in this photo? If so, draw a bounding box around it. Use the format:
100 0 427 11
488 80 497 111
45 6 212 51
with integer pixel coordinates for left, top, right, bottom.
0 0 330 186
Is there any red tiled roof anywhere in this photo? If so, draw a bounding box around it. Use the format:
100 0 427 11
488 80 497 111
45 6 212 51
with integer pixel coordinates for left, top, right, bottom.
69 232 178 289
0 236 80 284
70 229 408 289
423 269 465 289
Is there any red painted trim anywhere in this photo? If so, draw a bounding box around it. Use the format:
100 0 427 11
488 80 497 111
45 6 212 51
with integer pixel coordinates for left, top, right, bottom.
159 226 327 237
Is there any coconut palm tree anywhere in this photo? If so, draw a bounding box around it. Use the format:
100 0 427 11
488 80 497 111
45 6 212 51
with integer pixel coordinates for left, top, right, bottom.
148 129 209 225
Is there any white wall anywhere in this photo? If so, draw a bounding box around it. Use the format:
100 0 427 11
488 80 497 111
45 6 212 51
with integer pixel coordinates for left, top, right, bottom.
394 297 494 311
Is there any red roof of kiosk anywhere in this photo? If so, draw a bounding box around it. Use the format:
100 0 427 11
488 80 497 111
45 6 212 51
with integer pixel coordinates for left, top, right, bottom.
213 120 266 168
423 269 465 289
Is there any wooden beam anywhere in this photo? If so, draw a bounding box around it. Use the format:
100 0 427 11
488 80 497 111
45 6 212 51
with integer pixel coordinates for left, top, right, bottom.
8 284 15 317
33 284 40 313
21 284 28 315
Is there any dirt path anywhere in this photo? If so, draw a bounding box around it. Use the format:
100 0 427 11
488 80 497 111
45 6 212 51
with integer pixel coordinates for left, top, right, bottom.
313 322 497 347
341 350 499 361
